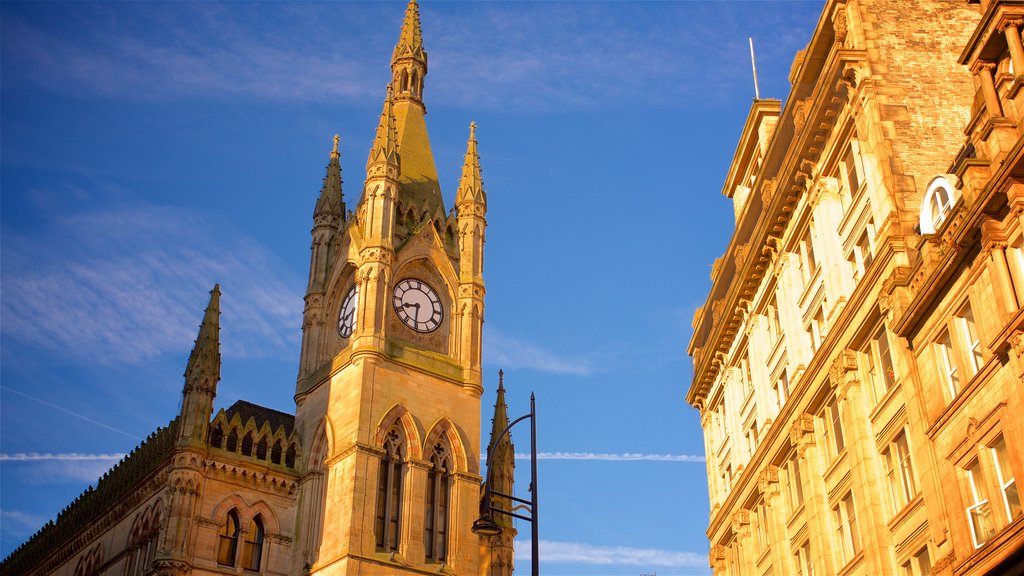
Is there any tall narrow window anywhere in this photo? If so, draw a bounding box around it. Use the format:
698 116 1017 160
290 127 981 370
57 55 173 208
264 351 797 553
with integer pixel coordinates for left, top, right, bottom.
957 303 984 375
881 429 917 515
243 516 264 572
773 370 789 413
209 425 224 449
424 442 451 563
901 546 931 576
788 457 804 511
992 436 1021 521
966 460 995 547
936 331 960 398
833 491 861 565
795 541 814 576
218 510 241 566
375 428 405 552
823 398 845 460
241 432 254 456
866 326 896 402
226 429 239 452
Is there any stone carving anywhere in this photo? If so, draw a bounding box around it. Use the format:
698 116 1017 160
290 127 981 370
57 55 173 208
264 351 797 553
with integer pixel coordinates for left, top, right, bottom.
735 243 750 269
833 10 848 44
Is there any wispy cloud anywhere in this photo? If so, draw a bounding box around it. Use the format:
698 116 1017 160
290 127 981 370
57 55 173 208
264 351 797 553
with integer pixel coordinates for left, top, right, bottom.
2 2 818 111
485 328 594 376
517 452 704 463
0 510 48 540
1 199 303 365
1 456 122 485
0 453 125 462
516 540 707 568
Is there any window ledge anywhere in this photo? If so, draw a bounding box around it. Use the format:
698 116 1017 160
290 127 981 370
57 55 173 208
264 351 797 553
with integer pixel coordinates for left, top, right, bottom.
886 492 924 532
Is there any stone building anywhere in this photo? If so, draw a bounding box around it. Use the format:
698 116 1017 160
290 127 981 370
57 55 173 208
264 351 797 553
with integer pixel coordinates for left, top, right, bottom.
0 2 517 575
686 0 1023 575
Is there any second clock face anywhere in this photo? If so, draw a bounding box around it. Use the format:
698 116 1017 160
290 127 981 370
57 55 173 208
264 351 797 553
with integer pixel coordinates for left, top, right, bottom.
392 278 443 333
338 285 358 338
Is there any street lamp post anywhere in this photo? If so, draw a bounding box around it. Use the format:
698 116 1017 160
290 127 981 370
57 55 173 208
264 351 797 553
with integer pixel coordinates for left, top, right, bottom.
473 392 539 576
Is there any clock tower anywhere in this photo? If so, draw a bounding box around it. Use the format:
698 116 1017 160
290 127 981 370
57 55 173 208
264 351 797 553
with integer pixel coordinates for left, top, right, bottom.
292 1 488 575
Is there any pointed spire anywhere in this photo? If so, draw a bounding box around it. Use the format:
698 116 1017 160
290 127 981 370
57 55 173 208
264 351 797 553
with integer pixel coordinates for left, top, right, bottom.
392 0 426 66
368 85 400 169
184 284 221 385
456 121 486 205
490 369 509 442
488 369 515 529
315 134 344 217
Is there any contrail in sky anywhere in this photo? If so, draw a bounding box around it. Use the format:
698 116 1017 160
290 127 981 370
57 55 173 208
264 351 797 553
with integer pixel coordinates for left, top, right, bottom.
514 452 705 462
0 385 140 440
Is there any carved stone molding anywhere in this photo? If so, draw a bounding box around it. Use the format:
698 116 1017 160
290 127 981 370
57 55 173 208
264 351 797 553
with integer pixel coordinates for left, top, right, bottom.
153 559 191 576
793 98 811 133
761 178 777 205
712 298 725 324
832 5 848 44
735 242 750 269
809 176 840 208
758 465 781 497
731 508 752 538
789 413 816 455
828 349 860 399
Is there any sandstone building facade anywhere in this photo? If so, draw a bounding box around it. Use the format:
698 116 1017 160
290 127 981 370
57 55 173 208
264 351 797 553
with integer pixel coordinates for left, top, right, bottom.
0 2 517 575
687 0 1024 575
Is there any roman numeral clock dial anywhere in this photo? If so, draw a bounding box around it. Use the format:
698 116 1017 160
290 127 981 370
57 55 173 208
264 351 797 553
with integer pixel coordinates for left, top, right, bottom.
392 278 443 333
337 284 358 338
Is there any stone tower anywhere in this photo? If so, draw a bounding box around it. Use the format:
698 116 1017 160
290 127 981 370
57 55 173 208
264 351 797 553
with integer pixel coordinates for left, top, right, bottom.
291 1 488 574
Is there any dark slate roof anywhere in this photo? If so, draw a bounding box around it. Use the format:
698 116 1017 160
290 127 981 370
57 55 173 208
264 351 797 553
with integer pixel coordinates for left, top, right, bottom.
223 400 296 437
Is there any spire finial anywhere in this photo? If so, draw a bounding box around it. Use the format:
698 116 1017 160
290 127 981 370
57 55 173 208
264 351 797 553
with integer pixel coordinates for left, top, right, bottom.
498 368 504 388
367 85 400 169
315 133 344 218
456 121 485 205
393 0 425 64
184 283 221 383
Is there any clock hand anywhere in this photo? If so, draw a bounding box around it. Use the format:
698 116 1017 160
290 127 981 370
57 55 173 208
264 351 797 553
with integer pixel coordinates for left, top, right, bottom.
403 302 421 322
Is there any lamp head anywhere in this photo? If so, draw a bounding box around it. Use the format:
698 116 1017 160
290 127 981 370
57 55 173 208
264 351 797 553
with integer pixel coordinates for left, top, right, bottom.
472 515 503 536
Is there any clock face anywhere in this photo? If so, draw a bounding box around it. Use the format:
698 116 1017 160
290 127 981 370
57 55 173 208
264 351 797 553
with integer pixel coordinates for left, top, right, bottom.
338 285 358 338
392 278 444 333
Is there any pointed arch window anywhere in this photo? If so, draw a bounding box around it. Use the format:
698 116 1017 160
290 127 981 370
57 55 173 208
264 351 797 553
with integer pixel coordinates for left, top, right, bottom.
375 428 405 552
209 425 224 449
241 432 254 456
256 436 268 460
243 515 265 572
424 441 451 563
285 443 297 468
217 510 241 566
226 429 239 452
271 440 283 464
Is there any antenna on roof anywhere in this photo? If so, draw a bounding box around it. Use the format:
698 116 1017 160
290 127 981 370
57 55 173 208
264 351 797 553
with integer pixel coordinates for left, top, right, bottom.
749 37 761 100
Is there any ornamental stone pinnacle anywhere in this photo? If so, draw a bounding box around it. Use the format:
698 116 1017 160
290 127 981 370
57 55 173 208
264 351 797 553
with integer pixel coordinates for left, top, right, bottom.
457 122 486 206
315 134 343 217
367 85 400 170
184 283 221 387
392 0 426 70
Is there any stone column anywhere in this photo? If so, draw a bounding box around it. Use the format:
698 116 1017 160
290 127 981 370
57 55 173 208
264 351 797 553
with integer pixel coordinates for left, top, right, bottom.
1003 20 1024 76
975 62 1003 118
791 414 836 575
809 177 855 303
731 509 756 575
758 466 790 574
830 350 889 574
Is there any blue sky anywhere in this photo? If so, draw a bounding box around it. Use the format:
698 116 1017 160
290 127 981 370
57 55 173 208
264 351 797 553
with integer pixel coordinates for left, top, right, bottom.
0 1 822 573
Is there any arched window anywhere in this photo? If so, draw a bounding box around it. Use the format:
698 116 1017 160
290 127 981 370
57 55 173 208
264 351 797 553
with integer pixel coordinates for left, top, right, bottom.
424 442 451 563
271 440 283 464
217 510 241 566
285 444 297 468
375 428 405 552
256 436 268 460
243 516 265 572
209 425 224 449
226 429 239 452
241 432 254 456
920 176 959 234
